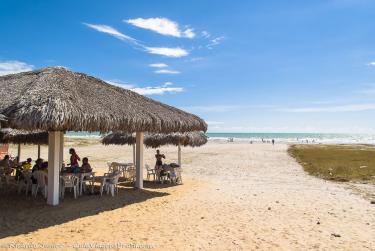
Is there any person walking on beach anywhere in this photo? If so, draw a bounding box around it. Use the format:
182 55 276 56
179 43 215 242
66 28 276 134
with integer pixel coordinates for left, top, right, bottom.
272 139 275 145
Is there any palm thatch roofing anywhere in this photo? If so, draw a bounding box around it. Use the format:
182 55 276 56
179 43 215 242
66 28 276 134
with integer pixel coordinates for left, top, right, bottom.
0 129 48 145
0 67 207 133
102 131 208 148
101 132 136 146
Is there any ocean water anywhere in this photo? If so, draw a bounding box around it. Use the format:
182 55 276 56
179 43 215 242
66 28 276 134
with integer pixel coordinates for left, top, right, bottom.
206 133 375 144
65 131 375 144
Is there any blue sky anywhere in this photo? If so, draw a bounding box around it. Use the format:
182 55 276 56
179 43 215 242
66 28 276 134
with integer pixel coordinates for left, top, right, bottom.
1 0 375 133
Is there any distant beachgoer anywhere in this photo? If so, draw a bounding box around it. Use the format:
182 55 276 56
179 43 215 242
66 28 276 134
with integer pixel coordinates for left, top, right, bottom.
272 139 275 145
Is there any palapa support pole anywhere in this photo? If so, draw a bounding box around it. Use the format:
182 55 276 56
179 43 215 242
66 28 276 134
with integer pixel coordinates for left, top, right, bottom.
178 143 182 167
37 145 41 159
135 132 144 189
17 144 21 163
132 143 136 166
47 131 63 206
59 132 64 169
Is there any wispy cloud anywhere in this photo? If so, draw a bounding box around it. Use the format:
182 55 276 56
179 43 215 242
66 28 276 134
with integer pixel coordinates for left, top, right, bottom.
106 80 183 95
182 105 243 113
84 23 189 57
154 69 180 74
206 121 224 125
0 60 34 76
145 47 188 57
201 31 211 38
83 23 137 42
367 61 375 66
105 80 134 89
207 36 225 49
278 103 375 113
149 63 168 68
125 17 195 38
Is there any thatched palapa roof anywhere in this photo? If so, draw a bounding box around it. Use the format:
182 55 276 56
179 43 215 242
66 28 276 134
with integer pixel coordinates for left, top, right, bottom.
0 129 48 145
0 67 207 133
102 131 208 148
101 132 136 146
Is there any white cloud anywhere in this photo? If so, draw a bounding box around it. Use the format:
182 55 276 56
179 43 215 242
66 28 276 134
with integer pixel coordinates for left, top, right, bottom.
201 31 211 38
206 121 224 125
0 60 34 76
84 23 189 58
149 63 168 68
207 36 225 49
83 23 137 42
367 62 375 66
125 17 195 38
145 47 188 57
182 28 195 39
106 80 183 95
278 103 375 113
132 86 183 95
154 69 180 74
105 80 134 89
183 105 242 113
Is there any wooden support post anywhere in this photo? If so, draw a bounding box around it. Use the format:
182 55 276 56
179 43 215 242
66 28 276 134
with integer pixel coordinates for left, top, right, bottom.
37 145 41 159
178 144 182 167
59 132 64 170
132 143 136 166
135 132 144 189
17 144 21 163
47 131 63 206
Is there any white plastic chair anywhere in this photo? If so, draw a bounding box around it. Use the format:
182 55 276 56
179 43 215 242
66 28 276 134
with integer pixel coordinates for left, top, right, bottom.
127 165 136 182
32 171 48 198
145 164 156 181
100 171 121 197
17 171 33 195
60 174 79 199
80 172 95 195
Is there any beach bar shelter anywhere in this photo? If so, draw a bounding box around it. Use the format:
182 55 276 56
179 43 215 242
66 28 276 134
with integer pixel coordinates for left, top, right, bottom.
0 67 207 205
0 129 48 160
102 131 208 167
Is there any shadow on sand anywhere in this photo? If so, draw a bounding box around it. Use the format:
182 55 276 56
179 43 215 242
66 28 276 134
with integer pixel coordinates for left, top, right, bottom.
0 181 170 239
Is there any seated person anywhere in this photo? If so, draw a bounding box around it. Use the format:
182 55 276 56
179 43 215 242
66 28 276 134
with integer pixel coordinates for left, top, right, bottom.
0 155 10 169
22 158 33 172
15 158 33 181
41 161 48 172
31 158 43 184
0 155 14 176
81 157 92 173
68 148 81 173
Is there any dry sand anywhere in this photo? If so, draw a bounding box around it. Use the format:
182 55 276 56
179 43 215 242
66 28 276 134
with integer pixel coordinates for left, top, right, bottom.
0 140 374 251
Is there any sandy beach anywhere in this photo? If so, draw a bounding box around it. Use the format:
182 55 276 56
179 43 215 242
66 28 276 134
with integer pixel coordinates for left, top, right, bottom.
0 140 374 251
